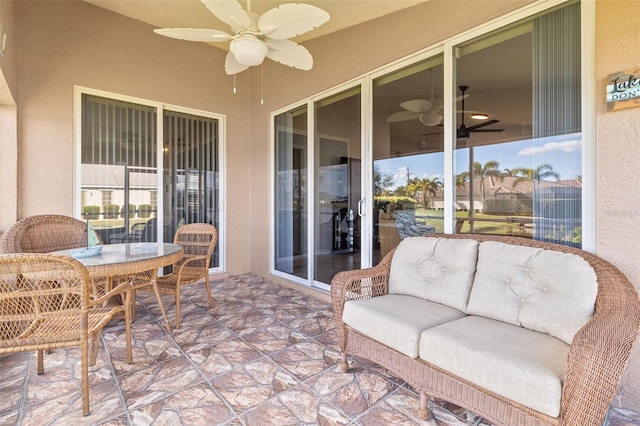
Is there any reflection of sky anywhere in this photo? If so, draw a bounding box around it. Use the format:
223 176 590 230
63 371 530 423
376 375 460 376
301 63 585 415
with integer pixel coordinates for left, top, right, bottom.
377 133 582 189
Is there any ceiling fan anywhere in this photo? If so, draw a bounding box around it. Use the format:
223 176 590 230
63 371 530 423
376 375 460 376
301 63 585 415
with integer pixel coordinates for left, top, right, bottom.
387 70 446 126
387 70 472 127
153 0 330 75
424 85 504 139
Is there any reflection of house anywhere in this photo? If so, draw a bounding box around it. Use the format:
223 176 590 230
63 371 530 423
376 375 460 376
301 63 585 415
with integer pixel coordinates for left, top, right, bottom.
80 164 157 214
433 176 582 214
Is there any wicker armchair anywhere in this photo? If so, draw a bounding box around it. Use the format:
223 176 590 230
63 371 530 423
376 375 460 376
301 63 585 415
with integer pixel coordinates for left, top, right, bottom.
151 223 218 328
0 214 103 254
0 253 132 416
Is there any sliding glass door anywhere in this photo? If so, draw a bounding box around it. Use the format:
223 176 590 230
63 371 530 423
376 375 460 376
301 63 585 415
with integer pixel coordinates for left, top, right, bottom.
163 110 221 266
80 95 159 244
274 106 308 280
272 1 586 287
273 87 365 288
314 88 362 287
79 91 224 269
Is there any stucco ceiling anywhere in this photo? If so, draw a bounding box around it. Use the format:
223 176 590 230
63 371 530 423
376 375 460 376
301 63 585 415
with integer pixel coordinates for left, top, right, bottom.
83 0 429 46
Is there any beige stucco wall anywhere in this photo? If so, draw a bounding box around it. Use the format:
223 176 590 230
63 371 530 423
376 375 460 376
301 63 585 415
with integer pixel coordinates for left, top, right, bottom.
595 0 640 411
0 0 18 231
12 0 252 274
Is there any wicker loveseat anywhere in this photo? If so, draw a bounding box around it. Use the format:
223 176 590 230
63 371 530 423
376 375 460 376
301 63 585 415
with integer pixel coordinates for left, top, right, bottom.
331 234 640 426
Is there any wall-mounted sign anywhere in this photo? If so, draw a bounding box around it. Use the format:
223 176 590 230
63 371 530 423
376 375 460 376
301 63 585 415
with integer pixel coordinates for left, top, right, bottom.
606 67 640 111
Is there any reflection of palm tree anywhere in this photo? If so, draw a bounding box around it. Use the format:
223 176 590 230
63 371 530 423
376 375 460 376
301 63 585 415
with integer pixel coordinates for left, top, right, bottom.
512 163 560 187
462 160 500 233
473 160 501 204
408 177 442 209
455 172 469 187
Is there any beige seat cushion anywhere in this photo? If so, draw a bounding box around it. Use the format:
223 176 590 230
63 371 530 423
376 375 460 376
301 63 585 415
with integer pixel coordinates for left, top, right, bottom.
420 316 569 418
389 237 479 312
343 294 467 358
466 241 597 344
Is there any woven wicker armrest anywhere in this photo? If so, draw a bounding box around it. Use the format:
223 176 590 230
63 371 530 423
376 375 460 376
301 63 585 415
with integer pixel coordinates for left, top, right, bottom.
560 257 640 426
175 254 208 268
331 248 395 306
331 249 395 348
88 280 132 309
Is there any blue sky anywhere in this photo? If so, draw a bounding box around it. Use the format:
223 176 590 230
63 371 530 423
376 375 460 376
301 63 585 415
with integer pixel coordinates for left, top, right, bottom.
376 133 582 189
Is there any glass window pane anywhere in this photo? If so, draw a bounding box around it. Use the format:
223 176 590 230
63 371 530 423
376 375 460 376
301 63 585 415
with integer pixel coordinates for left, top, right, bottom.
454 2 581 247
80 94 158 244
372 57 443 265
274 106 308 279
163 110 220 267
314 87 361 285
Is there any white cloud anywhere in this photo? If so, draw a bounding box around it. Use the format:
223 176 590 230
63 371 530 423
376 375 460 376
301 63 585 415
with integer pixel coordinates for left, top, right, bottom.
518 140 582 156
394 167 409 180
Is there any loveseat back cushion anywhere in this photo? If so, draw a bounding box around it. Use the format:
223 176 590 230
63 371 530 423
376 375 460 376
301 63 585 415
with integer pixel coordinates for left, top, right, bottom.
466 241 598 344
343 294 467 358
389 237 479 312
419 316 569 418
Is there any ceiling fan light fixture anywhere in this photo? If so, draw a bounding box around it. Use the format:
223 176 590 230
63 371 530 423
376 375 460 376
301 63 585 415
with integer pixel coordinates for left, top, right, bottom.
230 36 268 66
471 113 489 120
419 111 443 126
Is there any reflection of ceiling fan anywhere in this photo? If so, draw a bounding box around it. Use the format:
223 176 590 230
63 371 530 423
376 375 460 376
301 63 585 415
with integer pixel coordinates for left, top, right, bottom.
154 0 330 75
387 71 470 126
424 85 504 139
387 98 444 126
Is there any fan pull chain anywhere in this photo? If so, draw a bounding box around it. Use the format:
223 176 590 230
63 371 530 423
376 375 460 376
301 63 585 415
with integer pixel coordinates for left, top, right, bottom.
261 64 264 105
233 74 237 94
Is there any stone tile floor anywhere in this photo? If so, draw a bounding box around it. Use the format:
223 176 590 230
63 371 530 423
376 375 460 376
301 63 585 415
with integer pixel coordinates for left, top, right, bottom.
0 273 633 425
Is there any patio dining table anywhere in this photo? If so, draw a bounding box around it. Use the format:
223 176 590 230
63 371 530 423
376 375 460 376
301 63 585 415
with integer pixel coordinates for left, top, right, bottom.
52 242 184 332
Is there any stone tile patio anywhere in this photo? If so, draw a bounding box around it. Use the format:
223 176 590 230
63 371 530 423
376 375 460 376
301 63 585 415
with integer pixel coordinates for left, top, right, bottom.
0 273 631 425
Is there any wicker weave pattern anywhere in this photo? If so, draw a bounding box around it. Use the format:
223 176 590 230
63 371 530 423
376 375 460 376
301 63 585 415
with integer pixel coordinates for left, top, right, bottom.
331 234 640 426
0 253 132 416
0 214 104 254
153 223 218 328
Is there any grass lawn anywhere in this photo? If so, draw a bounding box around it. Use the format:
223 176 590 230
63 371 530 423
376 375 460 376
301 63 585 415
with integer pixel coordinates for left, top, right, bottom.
414 208 533 237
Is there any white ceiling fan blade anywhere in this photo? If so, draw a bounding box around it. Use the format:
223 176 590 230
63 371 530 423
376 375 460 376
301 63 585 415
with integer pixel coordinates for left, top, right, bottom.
265 39 313 70
259 4 330 40
225 51 249 75
400 99 433 114
386 111 420 123
201 0 251 31
154 28 232 43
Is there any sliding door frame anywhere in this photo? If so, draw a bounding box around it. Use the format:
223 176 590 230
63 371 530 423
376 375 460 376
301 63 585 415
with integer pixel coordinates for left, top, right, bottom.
73 86 227 273
271 0 595 287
